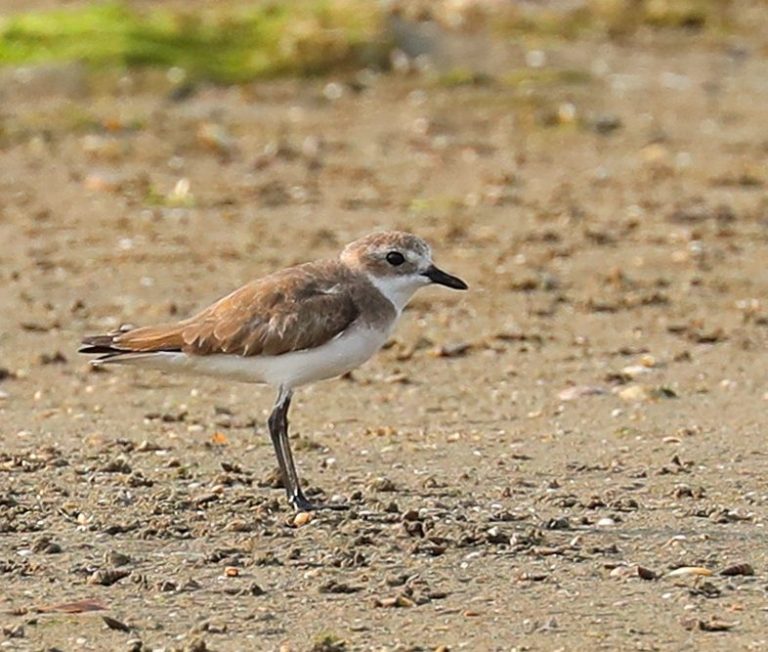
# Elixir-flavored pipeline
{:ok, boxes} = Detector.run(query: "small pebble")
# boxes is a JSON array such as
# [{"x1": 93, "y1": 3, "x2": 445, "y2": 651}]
[
  {"x1": 720, "y1": 563, "x2": 754, "y2": 577},
  {"x1": 557, "y1": 385, "x2": 607, "y2": 401},
  {"x1": 88, "y1": 569, "x2": 131, "y2": 586},
  {"x1": 617, "y1": 384, "x2": 651, "y2": 402},
  {"x1": 668, "y1": 566, "x2": 713, "y2": 577},
  {"x1": 293, "y1": 511, "x2": 313, "y2": 528},
  {"x1": 636, "y1": 566, "x2": 657, "y2": 580}
]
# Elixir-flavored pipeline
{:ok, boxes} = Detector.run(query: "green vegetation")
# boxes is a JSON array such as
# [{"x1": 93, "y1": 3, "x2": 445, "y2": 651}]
[
  {"x1": 0, "y1": 0, "x2": 745, "y2": 84},
  {"x1": 0, "y1": 1, "x2": 387, "y2": 83}
]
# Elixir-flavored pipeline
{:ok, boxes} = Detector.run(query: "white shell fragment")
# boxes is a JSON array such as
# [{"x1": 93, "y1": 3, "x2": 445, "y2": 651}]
[{"x1": 667, "y1": 566, "x2": 713, "y2": 578}]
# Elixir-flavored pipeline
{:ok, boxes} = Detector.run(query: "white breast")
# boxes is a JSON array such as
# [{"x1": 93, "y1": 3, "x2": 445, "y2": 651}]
[
  {"x1": 114, "y1": 323, "x2": 393, "y2": 389},
  {"x1": 366, "y1": 272, "x2": 430, "y2": 314}
]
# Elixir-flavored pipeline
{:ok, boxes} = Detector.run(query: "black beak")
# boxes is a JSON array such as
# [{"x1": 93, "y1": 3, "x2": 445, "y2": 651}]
[{"x1": 423, "y1": 264, "x2": 468, "y2": 290}]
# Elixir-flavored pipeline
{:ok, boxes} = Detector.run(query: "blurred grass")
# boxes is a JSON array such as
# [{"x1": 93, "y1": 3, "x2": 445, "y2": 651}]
[
  {"x1": 0, "y1": 1, "x2": 387, "y2": 83},
  {"x1": 0, "y1": 0, "x2": 748, "y2": 84},
  {"x1": 584, "y1": 0, "x2": 734, "y2": 35},
  {"x1": 490, "y1": 0, "x2": 736, "y2": 38},
  {"x1": 436, "y1": 67, "x2": 592, "y2": 88},
  {"x1": 400, "y1": 0, "x2": 738, "y2": 39}
]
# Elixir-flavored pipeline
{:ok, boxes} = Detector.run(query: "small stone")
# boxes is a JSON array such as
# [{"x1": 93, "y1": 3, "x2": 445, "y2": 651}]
[
  {"x1": 181, "y1": 579, "x2": 202, "y2": 592},
  {"x1": 402, "y1": 509, "x2": 420, "y2": 521},
  {"x1": 184, "y1": 637, "x2": 208, "y2": 652},
  {"x1": 135, "y1": 440, "x2": 163, "y2": 453},
  {"x1": 642, "y1": 143, "x2": 669, "y2": 163},
  {"x1": 639, "y1": 354, "x2": 657, "y2": 367},
  {"x1": 668, "y1": 566, "x2": 713, "y2": 577},
  {"x1": 258, "y1": 467, "x2": 284, "y2": 489},
  {"x1": 617, "y1": 384, "x2": 651, "y2": 402},
  {"x1": 681, "y1": 616, "x2": 737, "y2": 632},
  {"x1": 193, "y1": 492, "x2": 218, "y2": 506},
  {"x1": 609, "y1": 565, "x2": 633, "y2": 579},
  {"x1": 720, "y1": 563, "x2": 754, "y2": 577},
  {"x1": 318, "y1": 580, "x2": 362, "y2": 594},
  {"x1": 32, "y1": 537, "x2": 61, "y2": 554},
  {"x1": 486, "y1": 526, "x2": 509, "y2": 544},
  {"x1": 546, "y1": 516, "x2": 571, "y2": 530},
  {"x1": 102, "y1": 615, "x2": 131, "y2": 632},
  {"x1": 99, "y1": 458, "x2": 132, "y2": 474},
  {"x1": 591, "y1": 113, "x2": 623, "y2": 135},
  {"x1": 433, "y1": 342, "x2": 471, "y2": 358},
  {"x1": 620, "y1": 364, "x2": 651, "y2": 379},
  {"x1": 368, "y1": 477, "x2": 397, "y2": 492},
  {"x1": 87, "y1": 569, "x2": 131, "y2": 586},
  {"x1": 557, "y1": 385, "x2": 607, "y2": 401},
  {"x1": 105, "y1": 551, "x2": 132, "y2": 567},
  {"x1": 225, "y1": 519, "x2": 253, "y2": 532},
  {"x1": 323, "y1": 82, "x2": 344, "y2": 101},
  {"x1": 636, "y1": 566, "x2": 657, "y2": 580},
  {"x1": 248, "y1": 582, "x2": 266, "y2": 596},
  {"x1": 373, "y1": 594, "x2": 415, "y2": 608},
  {"x1": 2, "y1": 624, "x2": 24, "y2": 638},
  {"x1": 293, "y1": 511, "x2": 313, "y2": 528},
  {"x1": 166, "y1": 178, "x2": 194, "y2": 207}
]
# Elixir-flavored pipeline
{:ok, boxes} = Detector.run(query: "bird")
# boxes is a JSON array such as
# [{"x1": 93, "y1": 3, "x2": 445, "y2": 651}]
[{"x1": 79, "y1": 231, "x2": 468, "y2": 511}]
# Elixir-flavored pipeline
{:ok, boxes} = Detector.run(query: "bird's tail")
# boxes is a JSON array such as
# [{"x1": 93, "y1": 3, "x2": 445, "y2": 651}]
[{"x1": 79, "y1": 324, "x2": 186, "y2": 363}]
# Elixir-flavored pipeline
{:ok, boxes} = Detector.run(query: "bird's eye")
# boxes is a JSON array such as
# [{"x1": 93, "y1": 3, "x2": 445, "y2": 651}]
[{"x1": 386, "y1": 251, "x2": 405, "y2": 266}]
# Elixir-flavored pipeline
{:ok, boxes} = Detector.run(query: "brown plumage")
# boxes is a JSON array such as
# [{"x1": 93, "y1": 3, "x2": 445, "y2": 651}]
[{"x1": 80, "y1": 260, "x2": 394, "y2": 360}]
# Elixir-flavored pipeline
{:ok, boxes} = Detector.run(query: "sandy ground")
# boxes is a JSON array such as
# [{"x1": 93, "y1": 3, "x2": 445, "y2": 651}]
[{"x1": 2, "y1": 24, "x2": 768, "y2": 652}]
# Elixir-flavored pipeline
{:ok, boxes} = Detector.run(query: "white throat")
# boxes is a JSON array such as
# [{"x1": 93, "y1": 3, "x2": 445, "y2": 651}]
[{"x1": 367, "y1": 272, "x2": 429, "y2": 314}]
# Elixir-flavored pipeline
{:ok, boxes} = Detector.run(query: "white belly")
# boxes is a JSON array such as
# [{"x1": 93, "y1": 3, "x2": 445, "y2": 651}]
[{"x1": 110, "y1": 324, "x2": 392, "y2": 389}]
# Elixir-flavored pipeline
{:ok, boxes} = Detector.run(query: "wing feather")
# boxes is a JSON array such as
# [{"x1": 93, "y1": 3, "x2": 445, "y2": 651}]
[
  {"x1": 177, "y1": 262, "x2": 359, "y2": 357},
  {"x1": 81, "y1": 261, "x2": 359, "y2": 358},
  {"x1": 80, "y1": 261, "x2": 372, "y2": 360}
]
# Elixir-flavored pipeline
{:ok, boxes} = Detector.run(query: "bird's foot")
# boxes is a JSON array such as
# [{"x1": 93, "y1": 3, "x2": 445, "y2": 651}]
[{"x1": 290, "y1": 492, "x2": 349, "y2": 512}]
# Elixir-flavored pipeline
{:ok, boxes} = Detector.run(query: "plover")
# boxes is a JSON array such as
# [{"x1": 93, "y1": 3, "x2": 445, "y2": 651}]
[{"x1": 80, "y1": 231, "x2": 467, "y2": 511}]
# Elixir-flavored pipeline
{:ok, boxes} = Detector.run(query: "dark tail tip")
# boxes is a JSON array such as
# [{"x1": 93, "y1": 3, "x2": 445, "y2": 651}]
[{"x1": 79, "y1": 335, "x2": 123, "y2": 358}]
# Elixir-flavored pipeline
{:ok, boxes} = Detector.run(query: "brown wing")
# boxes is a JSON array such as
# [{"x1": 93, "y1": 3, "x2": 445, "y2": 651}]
[
  {"x1": 80, "y1": 328, "x2": 184, "y2": 354},
  {"x1": 96, "y1": 261, "x2": 360, "y2": 357}
]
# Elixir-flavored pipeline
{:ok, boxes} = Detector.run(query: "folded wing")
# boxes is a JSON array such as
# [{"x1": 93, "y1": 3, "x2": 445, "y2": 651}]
[{"x1": 80, "y1": 262, "x2": 360, "y2": 359}]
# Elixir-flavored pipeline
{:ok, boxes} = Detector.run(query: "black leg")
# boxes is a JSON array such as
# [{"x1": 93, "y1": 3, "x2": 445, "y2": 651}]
[
  {"x1": 267, "y1": 387, "x2": 296, "y2": 502},
  {"x1": 267, "y1": 387, "x2": 347, "y2": 512}
]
